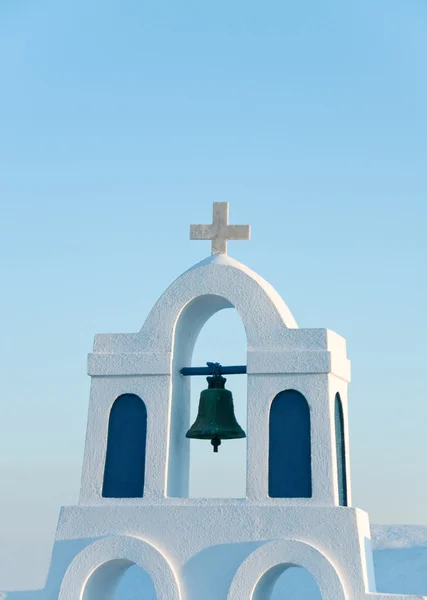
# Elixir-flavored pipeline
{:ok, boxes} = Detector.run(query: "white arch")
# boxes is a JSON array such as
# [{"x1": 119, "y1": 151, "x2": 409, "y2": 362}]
[
  {"x1": 138, "y1": 254, "x2": 298, "y2": 365},
  {"x1": 150, "y1": 254, "x2": 296, "y2": 497},
  {"x1": 227, "y1": 539, "x2": 347, "y2": 600},
  {"x1": 58, "y1": 535, "x2": 181, "y2": 600}
]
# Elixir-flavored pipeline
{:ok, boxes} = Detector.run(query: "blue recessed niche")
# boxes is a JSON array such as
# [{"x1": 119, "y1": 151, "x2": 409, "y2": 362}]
[
  {"x1": 334, "y1": 393, "x2": 348, "y2": 506},
  {"x1": 102, "y1": 394, "x2": 147, "y2": 498},
  {"x1": 268, "y1": 390, "x2": 312, "y2": 498}
]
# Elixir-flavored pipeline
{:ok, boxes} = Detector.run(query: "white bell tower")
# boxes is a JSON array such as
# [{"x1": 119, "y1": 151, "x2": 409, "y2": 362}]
[{"x1": 1, "y1": 203, "x2": 424, "y2": 600}]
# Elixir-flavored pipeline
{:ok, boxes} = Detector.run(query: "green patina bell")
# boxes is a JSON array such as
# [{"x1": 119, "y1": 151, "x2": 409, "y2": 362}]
[{"x1": 186, "y1": 373, "x2": 246, "y2": 452}]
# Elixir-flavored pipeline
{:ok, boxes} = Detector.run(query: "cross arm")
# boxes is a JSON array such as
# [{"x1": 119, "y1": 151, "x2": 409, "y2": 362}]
[
  {"x1": 225, "y1": 225, "x2": 251, "y2": 240},
  {"x1": 190, "y1": 224, "x2": 215, "y2": 240}
]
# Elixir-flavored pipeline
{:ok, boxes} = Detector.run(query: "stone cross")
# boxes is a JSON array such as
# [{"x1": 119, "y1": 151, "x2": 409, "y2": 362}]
[{"x1": 190, "y1": 202, "x2": 251, "y2": 254}]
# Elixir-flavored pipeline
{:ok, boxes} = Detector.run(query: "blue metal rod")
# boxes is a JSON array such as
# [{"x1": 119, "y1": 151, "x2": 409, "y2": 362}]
[{"x1": 180, "y1": 365, "x2": 247, "y2": 376}]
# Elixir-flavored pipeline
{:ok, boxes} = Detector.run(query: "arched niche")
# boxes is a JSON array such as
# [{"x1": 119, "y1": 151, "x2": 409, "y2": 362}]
[
  {"x1": 257, "y1": 565, "x2": 322, "y2": 599},
  {"x1": 102, "y1": 394, "x2": 147, "y2": 498},
  {"x1": 268, "y1": 390, "x2": 312, "y2": 498},
  {"x1": 59, "y1": 535, "x2": 181, "y2": 600},
  {"x1": 83, "y1": 560, "x2": 156, "y2": 600},
  {"x1": 334, "y1": 393, "x2": 348, "y2": 506},
  {"x1": 227, "y1": 539, "x2": 346, "y2": 600}
]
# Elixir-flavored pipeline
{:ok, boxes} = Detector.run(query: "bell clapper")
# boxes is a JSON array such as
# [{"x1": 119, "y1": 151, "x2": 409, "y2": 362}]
[{"x1": 211, "y1": 436, "x2": 221, "y2": 453}]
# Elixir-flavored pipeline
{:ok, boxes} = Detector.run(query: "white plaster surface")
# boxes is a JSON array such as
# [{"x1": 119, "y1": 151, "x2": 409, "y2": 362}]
[
  {"x1": 0, "y1": 506, "x2": 378, "y2": 599},
  {"x1": 2, "y1": 248, "x2": 424, "y2": 599},
  {"x1": 4, "y1": 526, "x2": 427, "y2": 598},
  {"x1": 58, "y1": 535, "x2": 180, "y2": 600}
]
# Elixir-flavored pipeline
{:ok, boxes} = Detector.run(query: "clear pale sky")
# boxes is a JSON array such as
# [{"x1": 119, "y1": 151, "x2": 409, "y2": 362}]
[{"x1": 1, "y1": 0, "x2": 426, "y2": 590}]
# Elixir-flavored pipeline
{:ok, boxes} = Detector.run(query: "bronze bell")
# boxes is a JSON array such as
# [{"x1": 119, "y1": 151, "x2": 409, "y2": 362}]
[{"x1": 186, "y1": 373, "x2": 246, "y2": 452}]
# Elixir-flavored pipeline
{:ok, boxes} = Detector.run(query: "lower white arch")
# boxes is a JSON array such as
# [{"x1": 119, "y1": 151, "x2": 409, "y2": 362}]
[
  {"x1": 227, "y1": 539, "x2": 347, "y2": 600},
  {"x1": 58, "y1": 535, "x2": 181, "y2": 600}
]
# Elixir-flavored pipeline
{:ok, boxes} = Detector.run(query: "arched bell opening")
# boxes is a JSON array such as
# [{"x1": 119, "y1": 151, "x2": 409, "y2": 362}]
[
  {"x1": 102, "y1": 394, "x2": 147, "y2": 498},
  {"x1": 335, "y1": 393, "x2": 348, "y2": 506},
  {"x1": 268, "y1": 390, "x2": 312, "y2": 498},
  {"x1": 189, "y1": 309, "x2": 247, "y2": 498},
  {"x1": 82, "y1": 559, "x2": 156, "y2": 600},
  {"x1": 253, "y1": 564, "x2": 322, "y2": 600},
  {"x1": 167, "y1": 294, "x2": 248, "y2": 498}
]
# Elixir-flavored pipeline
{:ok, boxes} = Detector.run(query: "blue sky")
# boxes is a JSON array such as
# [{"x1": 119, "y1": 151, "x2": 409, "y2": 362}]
[{"x1": 0, "y1": 0, "x2": 426, "y2": 590}]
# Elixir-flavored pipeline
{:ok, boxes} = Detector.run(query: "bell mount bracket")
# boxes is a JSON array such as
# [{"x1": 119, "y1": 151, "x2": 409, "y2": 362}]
[{"x1": 180, "y1": 363, "x2": 247, "y2": 376}]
